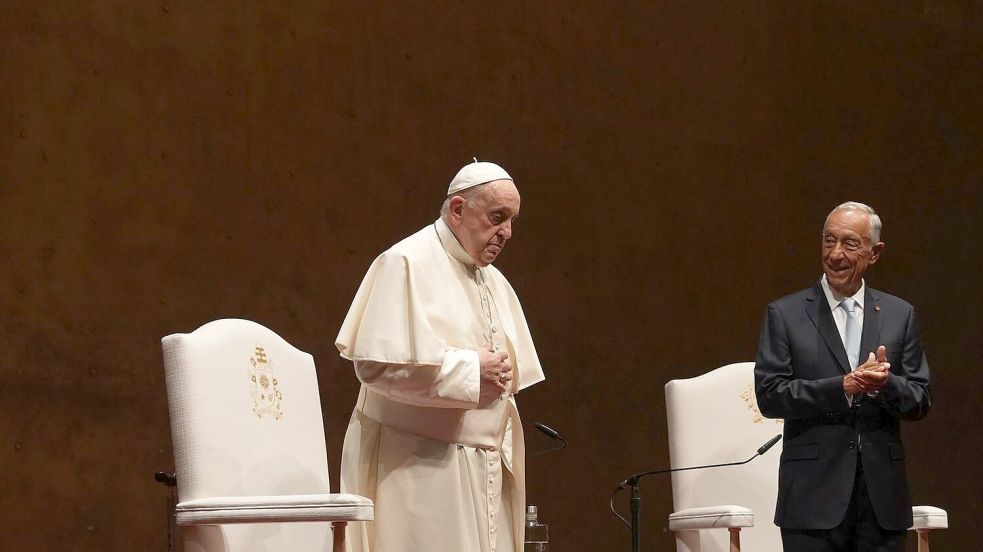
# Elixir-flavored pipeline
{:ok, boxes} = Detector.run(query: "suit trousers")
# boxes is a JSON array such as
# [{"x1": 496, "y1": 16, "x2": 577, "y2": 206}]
[{"x1": 780, "y1": 459, "x2": 906, "y2": 552}]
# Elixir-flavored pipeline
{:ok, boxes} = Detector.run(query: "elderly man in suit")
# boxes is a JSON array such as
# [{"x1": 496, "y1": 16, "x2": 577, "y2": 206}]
[{"x1": 755, "y1": 201, "x2": 931, "y2": 551}]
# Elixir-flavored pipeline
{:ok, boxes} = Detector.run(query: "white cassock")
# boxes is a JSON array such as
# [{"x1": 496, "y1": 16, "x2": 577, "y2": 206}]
[{"x1": 336, "y1": 217, "x2": 546, "y2": 552}]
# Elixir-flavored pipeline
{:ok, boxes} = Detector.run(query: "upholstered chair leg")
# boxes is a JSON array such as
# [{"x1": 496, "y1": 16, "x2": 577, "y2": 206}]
[
  {"x1": 332, "y1": 521, "x2": 347, "y2": 552},
  {"x1": 916, "y1": 528, "x2": 930, "y2": 552},
  {"x1": 728, "y1": 527, "x2": 741, "y2": 552}
]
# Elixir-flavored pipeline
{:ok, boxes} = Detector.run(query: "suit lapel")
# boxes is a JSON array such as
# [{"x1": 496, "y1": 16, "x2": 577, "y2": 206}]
[
  {"x1": 804, "y1": 284, "x2": 851, "y2": 373},
  {"x1": 860, "y1": 286, "x2": 882, "y2": 363}
]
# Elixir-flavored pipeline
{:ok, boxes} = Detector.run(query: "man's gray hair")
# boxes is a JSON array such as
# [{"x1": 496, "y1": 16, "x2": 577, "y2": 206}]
[
  {"x1": 439, "y1": 183, "x2": 487, "y2": 220},
  {"x1": 825, "y1": 201, "x2": 882, "y2": 243}
]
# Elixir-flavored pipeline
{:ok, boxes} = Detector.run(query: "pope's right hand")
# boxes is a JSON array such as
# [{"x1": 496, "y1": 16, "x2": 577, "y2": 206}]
[{"x1": 478, "y1": 344, "x2": 511, "y2": 395}]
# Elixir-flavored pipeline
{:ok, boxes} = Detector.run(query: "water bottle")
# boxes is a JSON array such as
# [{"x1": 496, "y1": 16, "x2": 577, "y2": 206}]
[{"x1": 524, "y1": 505, "x2": 548, "y2": 552}]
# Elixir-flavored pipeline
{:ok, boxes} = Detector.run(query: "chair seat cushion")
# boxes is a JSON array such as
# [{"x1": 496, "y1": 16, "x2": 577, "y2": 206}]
[
  {"x1": 909, "y1": 505, "x2": 948, "y2": 530},
  {"x1": 176, "y1": 493, "x2": 374, "y2": 525},
  {"x1": 668, "y1": 505, "x2": 754, "y2": 531}
]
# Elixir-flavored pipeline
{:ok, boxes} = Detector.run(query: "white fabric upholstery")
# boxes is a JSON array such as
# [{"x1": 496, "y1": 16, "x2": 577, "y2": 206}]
[
  {"x1": 668, "y1": 505, "x2": 754, "y2": 531},
  {"x1": 175, "y1": 493, "x2": 373, "y2": 524},
  {"x1": 910, "y1": 505, "x2": 948, "y2": 530},
  {"x1": 666, "y1": 362, "x2": 782, "y2": 551},
  {"x1": 162, "y1": 319, "x2": 373, "y2": 551}
]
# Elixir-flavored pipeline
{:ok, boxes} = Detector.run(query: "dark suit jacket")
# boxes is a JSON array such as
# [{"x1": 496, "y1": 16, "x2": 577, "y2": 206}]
[{"x1": 754, "y1": 283, "x2": 931, "y2": 531}]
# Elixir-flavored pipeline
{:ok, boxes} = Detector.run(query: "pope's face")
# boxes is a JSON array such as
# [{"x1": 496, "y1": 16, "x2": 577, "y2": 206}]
[
  {"x1": 821, "y1": 209, "x2": 884, "y2": 297},
  {"x1": 452, "y1": 180, "x2": 520, "y2": 267}
]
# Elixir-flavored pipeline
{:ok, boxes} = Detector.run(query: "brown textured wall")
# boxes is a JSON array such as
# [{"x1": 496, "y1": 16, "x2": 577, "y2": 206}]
[{"x1": 2, "y1": 2, "x2": 980, "y2": 550}]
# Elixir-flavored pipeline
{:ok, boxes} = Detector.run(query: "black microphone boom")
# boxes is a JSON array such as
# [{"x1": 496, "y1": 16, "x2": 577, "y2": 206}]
[
  {"x1": 612, "y1": 433, "x2": 783, "y2": 552},
  {"x1": 619, "y1": 433, "x2": 782, "y2": 488}
]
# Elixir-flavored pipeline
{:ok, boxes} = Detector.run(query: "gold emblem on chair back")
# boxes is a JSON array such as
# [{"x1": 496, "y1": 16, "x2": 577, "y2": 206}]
[
  {"x1": 740, "y1": 382, "x2": 782, "y2": 425},
  {"x1": 249, "y1": 346, "x2": 283, "y2": 420}
]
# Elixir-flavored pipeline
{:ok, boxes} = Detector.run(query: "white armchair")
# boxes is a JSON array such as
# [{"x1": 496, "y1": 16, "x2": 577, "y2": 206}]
[
  {"x1": 665, "y1": 362, "x2": 781, "y2": 552},
  {"x1": 665, "y1": 362, "x2": 947, "y2": 552},
  {"x1": 161, "y1": 319, "x2": 373, "y2": 552}
]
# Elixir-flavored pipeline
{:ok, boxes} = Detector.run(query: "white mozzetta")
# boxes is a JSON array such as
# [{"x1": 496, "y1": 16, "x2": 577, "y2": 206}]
[{"x1": 336, "y1": 219, "x2": 544, "y2": 388}]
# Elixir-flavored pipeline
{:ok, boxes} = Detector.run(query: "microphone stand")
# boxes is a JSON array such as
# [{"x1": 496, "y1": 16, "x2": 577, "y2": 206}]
[
  {"x1": 154, "y1": 472, "x2": 178, "y2": 552},
  {"x1": 615, "y1": 434, "x2": 782, "y2": 552},
  {"x1": 528, "y1": 440, "x2": 567, "y2": 457}
]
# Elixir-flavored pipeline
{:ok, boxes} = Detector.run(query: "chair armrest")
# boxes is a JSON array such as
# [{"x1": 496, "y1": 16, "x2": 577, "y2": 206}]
[
  {"x1": 176, "y1": 493, "x2": 374, "y2": 526},
  {"x1": 909, "y1": 505, "x2": 948, "y2": 530},
  {"x1": 668, "y1": 505, "x2": 754, "y2": 531}
]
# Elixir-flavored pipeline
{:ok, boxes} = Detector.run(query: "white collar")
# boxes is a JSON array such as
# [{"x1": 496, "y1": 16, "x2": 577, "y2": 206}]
[
  {"x1": 820, "y1": 274, "x2": 865, "y2": 310},
  {"x1": 434, "y1": 218, "x2": 477, "y2": 267}
]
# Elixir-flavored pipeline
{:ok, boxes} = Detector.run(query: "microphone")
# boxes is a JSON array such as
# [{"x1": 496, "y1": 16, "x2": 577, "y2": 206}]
[
  {"x1": 534, "y1": 422, "x2": 564, "y2": 441},
  {"x1": 617, "y1": 433, "x2": 782, "y2": 489},
  {"x1": 529, "y1": 421, "x2": 568, "y2": 457},
  {"x1": 757, "y1": 433, "x2": 782, "y2": 455},
  {"x1": 154, "y1": 471, "x2": 177, "y2": 487}
]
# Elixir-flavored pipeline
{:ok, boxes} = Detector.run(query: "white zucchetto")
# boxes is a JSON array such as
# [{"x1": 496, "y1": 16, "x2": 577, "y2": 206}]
[{"x1": 447, "y1": 160, "x2": 513, "y2": 195}]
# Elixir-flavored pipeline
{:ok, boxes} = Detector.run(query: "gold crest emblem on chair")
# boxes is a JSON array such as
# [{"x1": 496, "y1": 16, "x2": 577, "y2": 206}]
[{"x1": 249, "y1": 346, "x2": 283, "y2": 420}]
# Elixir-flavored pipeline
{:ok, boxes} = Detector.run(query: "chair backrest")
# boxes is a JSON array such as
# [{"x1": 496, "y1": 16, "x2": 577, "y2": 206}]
[
  {"x1": 162, "y1": 319, "x2": 333, "y2": 550},
  {"x1": 665, "y1": 362, "x2": 784, "y2": 552}
]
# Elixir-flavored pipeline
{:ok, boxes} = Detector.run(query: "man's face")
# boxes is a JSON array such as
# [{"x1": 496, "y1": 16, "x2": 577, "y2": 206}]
[
  {"x1": 821, "y1": 209, "x2": 884, "y2": 296},
  {"x1": 450, "y1": 180, "x2": 520, "y2": 267}
]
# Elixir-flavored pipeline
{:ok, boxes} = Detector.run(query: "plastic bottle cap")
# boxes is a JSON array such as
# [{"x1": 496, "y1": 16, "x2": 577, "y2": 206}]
[{"x1": 526, "y1": 505, "x2": 538, "y2": 521}]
